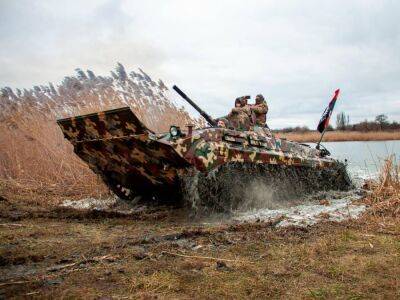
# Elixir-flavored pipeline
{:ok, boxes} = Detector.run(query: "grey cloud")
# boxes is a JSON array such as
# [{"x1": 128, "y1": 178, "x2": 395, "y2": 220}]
[{"x1": 1, "y1": 0, "x2": 399, "y2": 128}]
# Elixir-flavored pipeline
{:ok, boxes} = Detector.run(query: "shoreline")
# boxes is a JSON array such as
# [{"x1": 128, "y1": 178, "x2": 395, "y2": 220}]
[{"x1": 275, "y1": 130, "x2": 400, "y2": 143}]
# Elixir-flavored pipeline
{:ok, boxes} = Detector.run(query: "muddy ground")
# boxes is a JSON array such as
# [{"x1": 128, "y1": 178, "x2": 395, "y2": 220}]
[{"x1": 0, "y1": 191, "x2": 399, "y2": 299}]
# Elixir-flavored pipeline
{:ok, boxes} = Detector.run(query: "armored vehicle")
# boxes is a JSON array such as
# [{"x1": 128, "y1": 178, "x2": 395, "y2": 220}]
[{"x1": 57, "y1": 86, "x2": 351, "y2": 211}]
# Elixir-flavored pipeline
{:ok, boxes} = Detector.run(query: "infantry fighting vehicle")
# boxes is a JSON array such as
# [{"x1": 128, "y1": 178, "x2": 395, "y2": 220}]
[{"x1": 57, "y1": 86, "x2": 352, "y2": 211}]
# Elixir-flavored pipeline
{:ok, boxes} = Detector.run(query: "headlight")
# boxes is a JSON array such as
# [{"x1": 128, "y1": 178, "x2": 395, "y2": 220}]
[{"x1": 170, "y1": 126, "x2": 180, "y2": 137}]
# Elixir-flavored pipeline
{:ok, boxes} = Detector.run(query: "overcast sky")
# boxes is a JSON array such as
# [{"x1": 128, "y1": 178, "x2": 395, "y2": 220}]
[{"x1": 1, "y1": 0, "x2": 399, "y2": 128}]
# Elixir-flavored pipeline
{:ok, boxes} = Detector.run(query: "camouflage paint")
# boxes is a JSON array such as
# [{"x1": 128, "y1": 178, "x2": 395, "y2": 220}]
[
  {"x1": 169, "y1": 127, "x2": 336, "y2": 173},
  {"x1": 57, "y1": 107, "x2": 341, "y2": 200}
]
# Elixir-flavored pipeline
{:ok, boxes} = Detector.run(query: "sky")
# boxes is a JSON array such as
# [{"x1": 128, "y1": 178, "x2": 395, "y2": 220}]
[{"x1": 1, "y1": 0, "x2": 400, "y2": 128}]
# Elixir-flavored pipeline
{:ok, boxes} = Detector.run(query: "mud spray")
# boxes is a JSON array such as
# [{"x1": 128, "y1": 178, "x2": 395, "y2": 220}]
[
  {"x1": 62, "y1": 162, "x2": 364, "y2": 227},
  {"x1": 180, "y1": 162, "x2": 353, "y2": 213},
  {"x1": 177, "y1": 161, "x2": 366, "y2": 225}
]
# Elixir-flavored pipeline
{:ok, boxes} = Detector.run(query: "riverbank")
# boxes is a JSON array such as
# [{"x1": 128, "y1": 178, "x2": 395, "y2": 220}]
[{"x1": 276, "y1": 130, "x2": 400, "y2": 143}]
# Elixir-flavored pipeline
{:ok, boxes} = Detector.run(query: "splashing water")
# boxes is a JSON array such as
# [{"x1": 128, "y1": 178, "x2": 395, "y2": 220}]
[
  {"x1": 231, "y1": 187, "x2": 366, "y2": 226},
  {"x1": 228, "y1": 141, "x2": 400, "y2": 225}
]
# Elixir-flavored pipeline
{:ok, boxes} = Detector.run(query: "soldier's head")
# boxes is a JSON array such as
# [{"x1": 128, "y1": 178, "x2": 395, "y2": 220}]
[
  {"x1": 235, "y1": 98, "x2": 243, "y2": 107},
  {"x1": 217, "y1": 118, "x2": 228, "y2": 128},
  {"x1": 255, "y1": 94, "x2": 265, "y2": 105},
  {"x1": 235, "y1": 96, "x2": 249, "y2": 107}
]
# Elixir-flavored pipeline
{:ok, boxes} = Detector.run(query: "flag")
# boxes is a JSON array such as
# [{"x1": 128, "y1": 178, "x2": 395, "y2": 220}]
[{"x1": 317, "y1": 89, "x2": 340, "y2": 133}]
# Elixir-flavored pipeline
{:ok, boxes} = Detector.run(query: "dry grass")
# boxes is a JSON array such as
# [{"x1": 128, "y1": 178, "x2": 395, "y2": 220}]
[
  {"x1": 278, "y1": 130, "x2": 400, "y2": 143},
  {"x1": 0, "y1": 102, "x2": 197, "y2": 201},
  {"x1": 0, "y1": 109, "x2": 109, "y2": 201},
  {"x1": 0, "y1": 157, "x2": 399, "y2": 298},
  {"x1": 0, "y1": 68, "x2": 201, "y2": 202},
  {"x1": 363, "y1": 155, "x2": 400, "y2": 218}
]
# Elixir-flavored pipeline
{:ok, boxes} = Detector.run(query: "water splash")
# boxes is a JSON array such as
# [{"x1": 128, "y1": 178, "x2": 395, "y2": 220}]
[{"x1": 234, "y1": 195, "x2": 366, "y2": 227}]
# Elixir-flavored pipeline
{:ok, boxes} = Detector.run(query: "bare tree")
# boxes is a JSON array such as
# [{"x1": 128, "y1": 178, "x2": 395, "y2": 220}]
[
  {"x1": 375, "y1": 114, "x2": 388, "y2": 125},
  {"x1": 336, "y1": 112, "x2": 350, "y2": 130}
]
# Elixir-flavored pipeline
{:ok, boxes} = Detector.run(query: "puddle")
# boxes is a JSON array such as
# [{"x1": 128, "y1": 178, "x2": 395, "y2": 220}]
[
  {"x1": 61, "y1": 189, "x2": 367, "y2": 228},
  {"x1": 61, "y1": 197, "x2": 118, "y2": 210},
  {"x1": 60, "y1": 197, "x2": 150, "y2": 215},
  {"x1": 233, "y1": 195, "x2": 366, "y2": 227},
  {"x1": 227, "y1": 164, "x2": 371, "y2": 227}
]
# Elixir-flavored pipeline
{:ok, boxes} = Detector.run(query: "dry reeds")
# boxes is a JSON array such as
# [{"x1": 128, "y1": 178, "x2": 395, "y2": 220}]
[
  {"x1": 278, "y1": 130, "x2": 400, "y2": 143},
  {"x1": 0, "y1": 110, "x2": 109, "y2": 201},
  {"x1": 0, "y1": 65, "x2": 200, "y2": 203},
  {"x1": 364, "y1": 155, "x2": 400, "y2": 217}
]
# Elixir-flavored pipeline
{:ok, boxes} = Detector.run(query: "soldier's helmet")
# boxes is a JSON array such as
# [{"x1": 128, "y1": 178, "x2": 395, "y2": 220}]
[{"x1": 255, "y1": 94, "x2": 265, "y2": 104}]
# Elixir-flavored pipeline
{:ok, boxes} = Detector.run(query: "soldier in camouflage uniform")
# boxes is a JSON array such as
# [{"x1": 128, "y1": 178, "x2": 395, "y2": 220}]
[
  {"x1": 251, "y1": 94, "x2": 268, "y2": 127},
  {"x1": 217, "y1": 117, "x2": 229, "y2": 128},
  {"x1": 227, "y1": 97, "x2": 252, "y2": 131}
]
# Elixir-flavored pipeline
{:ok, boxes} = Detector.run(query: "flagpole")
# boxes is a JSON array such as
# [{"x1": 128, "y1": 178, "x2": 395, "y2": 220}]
[
  {"x1": 316, "y1": 89, "x2": 340, "y2": 150},
  {"x1": 316, "y1": 129, "x2": 326, "y2": 149}
]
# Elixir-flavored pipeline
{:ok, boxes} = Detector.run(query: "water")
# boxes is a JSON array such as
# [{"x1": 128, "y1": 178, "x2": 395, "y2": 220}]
[
  {"x1": 235, "y1": 195, "x2": 366, "y2": 227},
  {"x1": 235, "y1": 140, "x2": 400, "y2": 226},
  {"x1": 322, "y1": 140, "x2": 400, "y2": 183}
]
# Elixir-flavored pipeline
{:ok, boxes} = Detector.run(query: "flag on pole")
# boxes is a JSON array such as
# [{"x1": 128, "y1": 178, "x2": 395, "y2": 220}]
[{"x1": 317, "y1": 89, "x2": 340, "y2": 133}]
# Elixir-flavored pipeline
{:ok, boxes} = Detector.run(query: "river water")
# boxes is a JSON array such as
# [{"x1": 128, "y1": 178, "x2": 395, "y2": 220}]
[
  {"x1": 322, "y1": 140, "x2": 400, "y2": 183},
  {"x1": 234, "y1": 140, "x2": 400, "y2": 225}
]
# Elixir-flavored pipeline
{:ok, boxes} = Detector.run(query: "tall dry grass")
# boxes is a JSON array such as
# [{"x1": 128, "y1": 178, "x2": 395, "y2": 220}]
[
  {"x1": 364, "y1": 155, "x2": 399, "y2": 217},
  {"x1": 0, "y1": 108, "x2": 109, "y2": 200},
  {"x1": 278, "y1": 130, "x2": 400, "y2": 143},
  {"x1": 0, "y1": 65, "x2": 200, "y2": 202}
]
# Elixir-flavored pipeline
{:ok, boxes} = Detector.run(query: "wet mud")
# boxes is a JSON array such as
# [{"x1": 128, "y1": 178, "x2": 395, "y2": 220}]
[
  {"x1": 55, "y1": 160, "x2": 366, "y2": 228},
  {"x1": 181, "y1": 162, "x2": 353, "y2": 213}
]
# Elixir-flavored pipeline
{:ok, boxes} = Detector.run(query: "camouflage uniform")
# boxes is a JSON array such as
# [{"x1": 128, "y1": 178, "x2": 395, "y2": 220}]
[
  {"x1": 227, "y1": 97, "x2": 252, "y2": 131},
  {"x1": 251, "y1": 94, "x2": 268, "y2": 127}
]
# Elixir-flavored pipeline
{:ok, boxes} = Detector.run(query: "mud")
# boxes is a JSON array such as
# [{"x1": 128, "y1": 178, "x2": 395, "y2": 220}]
[
  {"x1": 58, "y1": 159, "x2": 364, "y2": 227},
  {"x1": 61, "y1": 191, "x2": 365, "y2": 228},
  {"x1": 181, "y1": 162, "x2": 352, "y2": 213}
]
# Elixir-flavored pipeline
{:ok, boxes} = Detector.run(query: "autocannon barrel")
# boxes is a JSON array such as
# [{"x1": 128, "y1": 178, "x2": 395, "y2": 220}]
[{"x1": 173, "y1": 85, "x2": 217, "y2": 127}]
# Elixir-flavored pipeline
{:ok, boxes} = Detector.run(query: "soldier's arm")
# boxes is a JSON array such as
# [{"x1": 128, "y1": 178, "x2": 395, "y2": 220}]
[
  {"x1": 231, "y1": 107, "x2": 248, "y2": 113},
  {"x1": 251, "y1": 102, "x2": 268, "y2": 114}
]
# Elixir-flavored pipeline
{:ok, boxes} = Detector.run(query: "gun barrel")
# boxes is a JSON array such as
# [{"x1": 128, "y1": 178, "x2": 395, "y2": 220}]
[{"x1": 173, "y1": 85, "x2": 217, "y2": 127}]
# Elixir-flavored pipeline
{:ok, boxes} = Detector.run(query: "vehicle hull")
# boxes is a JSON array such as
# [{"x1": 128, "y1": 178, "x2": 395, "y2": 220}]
[{"x1": 57, "y1": 107, "x2": 351, "y2": 203}]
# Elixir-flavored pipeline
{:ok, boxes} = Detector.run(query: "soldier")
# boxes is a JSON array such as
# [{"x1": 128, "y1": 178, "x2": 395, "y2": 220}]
[
  {"x1": 217, "y1": 117, "x2": 229, "y2": 128},
  {"x1": 227, "y1": 96, "x2": 252, "y2": 131},
  {"x1": 251, "y1": 94, "x2": 268, "y2": 127}
]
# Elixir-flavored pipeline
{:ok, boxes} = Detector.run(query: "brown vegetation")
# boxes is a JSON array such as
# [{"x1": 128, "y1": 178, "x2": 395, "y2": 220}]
[
  {"x1": 0, "y1": 158, "x2": 399, "y2": 298},
  {"x1": 0, "y1": 64, "x2": 200, "y2": 199},
  {"x1": 363, "y1": 155, "x2": 400, "y2": 217},
  {"x1": 0, "y1": 110, "x2": 109, "y2": 200},
  {"x1": 278, "y1": 130, "x2": 400, "y2": 143}
]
